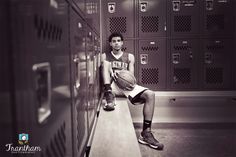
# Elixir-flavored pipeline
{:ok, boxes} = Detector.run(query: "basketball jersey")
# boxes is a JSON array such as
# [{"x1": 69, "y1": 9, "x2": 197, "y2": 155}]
[{"x1": 105, "y1": 52, "x2": 130, "y2": 72}]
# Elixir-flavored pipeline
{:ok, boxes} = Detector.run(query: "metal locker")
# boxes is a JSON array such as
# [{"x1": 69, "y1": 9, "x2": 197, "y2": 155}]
[
  {"x1": 0, "y1": 1, "x2": 15, "y2": 157},
  {"x1": 202, "y1": 0, "x2": 234, "y2": 37},
  {"x1": 102, "y1": 0, "x2": 134, "y2": 38},
  {"x1": 70, "y1": 7, "x2": 89, "y2": 157},
  {"x1": 86, "y1": 29, "x2": 97, "y2": 135},
  {"x1": 138, "y1": 39, "x2": 167, "y2": 90},
  {"x1": 7, "y1": 1, "x2": 73, "y2": 157},
  {"x1": 169, "y1": 39, "x2": 200, "y2": 90},
  {"x1": 85, "y1": 0, "x2": 100, "y2": 34},
  {"x1": 169, "y1": 0, "x2": 200, "y2": 37},
  {"x1": 203, "y1": 39, "x2": 233, "y2": 89},
  {"x1": 138, "y1": 0, "x2": 167, "y2": 37},
  {"x1": 93, "y1": 35, "x2": 101, "y2": 109},
  {"x1": 71, "y1": 0, "x2": 85, "y2": 14}
]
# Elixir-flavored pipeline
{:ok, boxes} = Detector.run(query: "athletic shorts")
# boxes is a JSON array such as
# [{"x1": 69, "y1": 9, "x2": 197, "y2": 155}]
[{"x1": 111, "y1": 82, "x2": 148, "y2": 104}]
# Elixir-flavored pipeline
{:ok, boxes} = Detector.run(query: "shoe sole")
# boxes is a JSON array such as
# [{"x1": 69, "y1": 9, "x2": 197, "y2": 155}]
[
  {"x1": 103, "y1": 104, "x2": 115, "y2": 111},
  {"x1": 103, "y1": 106, "x2": 115, "y2": 111},
  {"x1": 138, "y1": 137, "x2": 163, "y2": 150}
]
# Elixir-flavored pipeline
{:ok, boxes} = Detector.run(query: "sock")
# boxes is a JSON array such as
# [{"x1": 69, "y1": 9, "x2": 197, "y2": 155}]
[
  {"x1": 143, "y1": 120, "x2": 152, "y2": 131},
  {"x1": 104, "y1": 84, "x2": 114, "y2": 103},
  {"x1": 104, "y1": 84, "x2": 112, "y2": 92}
]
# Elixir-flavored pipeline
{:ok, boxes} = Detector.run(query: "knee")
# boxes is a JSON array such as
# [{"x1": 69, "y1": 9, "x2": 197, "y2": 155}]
[
  {"x1": 102, "y1": 61, "x2": 112, "y2": 74},
  {"x1": 142, "y1": 90, "x2": 155, "y2": 101}
]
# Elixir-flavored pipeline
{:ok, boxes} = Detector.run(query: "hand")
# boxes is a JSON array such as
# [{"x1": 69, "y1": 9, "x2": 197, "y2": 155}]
[{"x1": 111, "y1": 71, "x2": 118, "y2": 81}]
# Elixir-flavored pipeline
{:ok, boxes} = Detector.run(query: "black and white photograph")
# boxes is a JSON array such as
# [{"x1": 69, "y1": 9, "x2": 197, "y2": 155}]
[{"x1": 1, "y1": 0, "x2": 236, "y2": 157}]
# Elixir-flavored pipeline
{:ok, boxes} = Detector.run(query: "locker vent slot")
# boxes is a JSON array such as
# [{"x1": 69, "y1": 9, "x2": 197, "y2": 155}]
[
  {"x1": 141, "y1": 16, "x2": 159, "y2": 32},
  {"x1": 141, "y1": 68, "x2": 159, "y2": 84},
  {"x1": 206, "y1": 67, "x2": 223, "y2": 84},
  {"x1": 141, "y1": 46, "x2": 159, "y2": 51},
  {"x1": 206, "y1": 14, "x2": 224, "y2": 31},
  {"x1": 40, "y1": 122, "x2": 66, "y2": 157},
  {"x1": 109, "y1": 17, "x2": 127, "y2": 33},
  {"x1": 34, "y1": 14, "x2": 63, "y2": 41},
  {"x1": 121, "y1": 47, "x2": 127, "y2": 52},
  {"x1": 174, "y1": 45, "x2": 191, "y2": 51},
  {"x1": 173, "y1": 68, "x2": 191, "y2": 84},
  {"x1": 206, "y1": 45, "x2": 224, "y2": 51},
  {"x1": 174, "y1": 15, "x2": 191, "y2": 32}
]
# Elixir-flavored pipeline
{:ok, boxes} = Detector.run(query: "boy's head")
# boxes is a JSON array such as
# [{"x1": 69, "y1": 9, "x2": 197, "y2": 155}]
[
  {"x1": 108, "y1": 32, "x2": 124, "y2": 42},
  {"x1": 108, "y1": 32, "x2": 124, "y2": 51}
]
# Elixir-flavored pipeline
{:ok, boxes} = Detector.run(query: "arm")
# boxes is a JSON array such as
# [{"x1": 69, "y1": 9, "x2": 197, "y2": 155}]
[
  {"x1": 101, "y1": 53, "x2": 115, "y2": 82},
  {"x1": 101, "y1": 53, "x2": 106, "y2": 64},
  {"x1": 128, "y1": 53, "x2": 135, "y2": 75}
]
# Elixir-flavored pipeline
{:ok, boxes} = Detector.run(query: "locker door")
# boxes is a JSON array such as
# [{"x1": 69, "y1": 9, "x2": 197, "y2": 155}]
[
  {"x1": 138, "y1": 0, "x2": 166, "y2": 37},
  {"x1": 94, "y1": 35, "x2": 101, "y2": 110},
  {"x1": 169, "y1": 0, "x2": 200, "y2": 37},
  {"x1": 70, "y1": 7, "x2": 89, "y2": 157},
  {"x1": 0, "y1": 1, "x2": 14, "y2": 157},
  {"x1": 138, "y1": 39, "x2": 167, "y2": 90},
  {"x1": 72, "y1": 0, "x2": 85, "y2": 14},
  {"x1": 85, "y1": 0, "x2": 100, "y2": 33},
  {"x1": 102, "y1": 0, "x2": 134, "y2": 38},
  {"x1": 203, "y1": 39, "x2": 233, "y2": 89},
  {"x1": 203, "y1": 0, "x2": 234, "y2": 37},
  {"x1": 8, "y1": 1, "x2": 73, "y2": 157},
  {"x1": 86, "y1": 29, "x2": 97, "y2": 135},
  {"x1": 170, "y1": 39, "x2": 200, "y2": 90}
]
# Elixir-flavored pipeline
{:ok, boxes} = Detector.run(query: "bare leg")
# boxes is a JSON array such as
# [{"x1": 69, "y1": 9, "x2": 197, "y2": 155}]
[
  {"x1": 102, "y1": 60, "x2": 115, "y2": 111},
  {"x1": 138, "y1": 90, "x2": 164, "y2": 150},
  {"x1": 102, "y1": 60, "x2": 112, "y2": 84},
  {"x1": 140, "y1": 90, "x2": 155, "y2": 121}
]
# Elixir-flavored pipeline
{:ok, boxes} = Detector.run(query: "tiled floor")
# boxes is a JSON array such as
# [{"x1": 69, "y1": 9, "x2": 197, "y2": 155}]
[{"x1": 135, "y1": 128, "x2": 236, "y2": 157}]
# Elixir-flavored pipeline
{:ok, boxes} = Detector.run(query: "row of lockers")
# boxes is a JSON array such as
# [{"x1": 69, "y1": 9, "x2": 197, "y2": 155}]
[
  {"x1": 117, "y1": 38, "x2": 235, "y2": 90},
  {"x1": 101, "y1": 0, "x2": 235, "y2": 91},
  {"x1": 102, "y1": 0, "x2": 235, "y2": 38},
  {"x1": 0, "y1": 0, "x2": 101, "y2": 157}
]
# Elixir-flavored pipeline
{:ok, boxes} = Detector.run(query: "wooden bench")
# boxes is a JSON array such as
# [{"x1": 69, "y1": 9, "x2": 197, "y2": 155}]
[{"x1": 89, "y1": 98, "x2": 142, "y2": 157}]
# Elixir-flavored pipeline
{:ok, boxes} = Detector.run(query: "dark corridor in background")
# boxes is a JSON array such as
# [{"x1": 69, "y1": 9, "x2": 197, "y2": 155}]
[{"x1": 0, "y1": 0, "x2": 236, "y2": 157}]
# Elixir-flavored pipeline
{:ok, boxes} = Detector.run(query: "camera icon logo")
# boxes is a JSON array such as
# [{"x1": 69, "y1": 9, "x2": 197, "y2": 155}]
[{"x1": 18, "y1": 133, "x2": 29, "y2": 145}]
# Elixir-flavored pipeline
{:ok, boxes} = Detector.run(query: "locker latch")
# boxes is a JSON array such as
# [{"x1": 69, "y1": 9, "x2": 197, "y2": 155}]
[
  {"x1": 73, "y1": 55, "x2": 80, "y2": 90},
  {"x1": 32, "y1": 62, "x2": 52, "y2": 124},
  {"x1": 140, "y1": 2, "x2": 148, "y2": 12},
  {"x1": 172, "y1": 53, "x2": 180, "y2": 64},
  {"x1": 206, "y1": 0, "x2": 213, "y2": 11},
  {"x1": 172, "y1": 0, "x2": 181, "y2": 11},
  {"x1": 140, "y1": 54, "x2": 148, "y2": 64},
  {"x1": 108, "y1": 2, "x2": 116, "y2": 13},
  {"x1": 205, "y1": 53, "x2": 213, "y2": 64}
]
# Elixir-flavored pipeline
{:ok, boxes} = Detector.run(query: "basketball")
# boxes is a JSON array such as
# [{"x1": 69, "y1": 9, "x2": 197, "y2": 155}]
[{"x1": 115, "y1": 70, "x2": 137, "y2": 91}]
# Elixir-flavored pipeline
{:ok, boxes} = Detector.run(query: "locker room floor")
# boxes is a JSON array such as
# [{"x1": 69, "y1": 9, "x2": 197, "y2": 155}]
[{"x1": 135, "y1": 127, "x2": 236, "y2": 157}]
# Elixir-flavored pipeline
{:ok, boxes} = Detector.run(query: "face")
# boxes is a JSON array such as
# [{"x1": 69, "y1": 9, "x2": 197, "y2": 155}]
[{"x1": 110, "y1": 37, "x2": 123, "y2": 51}]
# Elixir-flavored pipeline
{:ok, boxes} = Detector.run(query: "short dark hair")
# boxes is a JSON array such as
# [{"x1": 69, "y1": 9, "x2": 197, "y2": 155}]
[{"x1": 108, "y1": 32, "x2": 124, "y2": 42}]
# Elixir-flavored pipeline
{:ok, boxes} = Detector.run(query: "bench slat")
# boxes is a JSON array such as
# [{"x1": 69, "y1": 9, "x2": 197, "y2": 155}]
[{"x1": 90, "y1": 98, "x2": 142, "y2": 157}]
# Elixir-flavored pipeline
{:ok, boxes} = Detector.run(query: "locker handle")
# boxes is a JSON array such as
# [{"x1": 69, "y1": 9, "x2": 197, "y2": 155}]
[
  {"x1": 205, "y1": 53, "x2": 213, "y2": 64},
  {"x1": 32, "y1": 62, "x2": 52, "y2": 124},
  {"x1": 73, "y1": 56, "x2": 80, "y2": 90}
]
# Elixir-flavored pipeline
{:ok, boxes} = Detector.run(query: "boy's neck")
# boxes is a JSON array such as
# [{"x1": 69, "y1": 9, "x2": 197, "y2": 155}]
[
  {"x1": 111, "y1": 50, "x2": 123, "y2": 59},
  {"x1": 112, "y1": 49, "x2": 123, "y2": 55}
]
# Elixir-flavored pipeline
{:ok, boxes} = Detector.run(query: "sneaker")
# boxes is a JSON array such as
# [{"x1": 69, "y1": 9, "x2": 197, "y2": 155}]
[
  {"x1": 103, "y1": 102, "x2": 115, "y2": 111},
  {"x1": 103, "y1": 91, "x2": 115, "y2": 111},
  {"x1": 138, "y1": 130, "x2": 164, "y2": 150}
]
